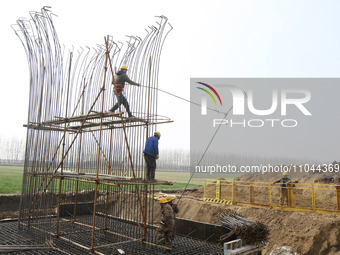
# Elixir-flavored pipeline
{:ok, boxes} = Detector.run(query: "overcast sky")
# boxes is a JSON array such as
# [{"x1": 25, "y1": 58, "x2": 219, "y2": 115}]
[{"x1": 1, "y1": 0, "x2": 340, "y2": 154}]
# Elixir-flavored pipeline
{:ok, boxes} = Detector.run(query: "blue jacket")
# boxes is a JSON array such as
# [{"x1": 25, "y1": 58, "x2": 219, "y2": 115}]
[{"x1": 144, "y1": 136, "x2": 159, "y2": 157}]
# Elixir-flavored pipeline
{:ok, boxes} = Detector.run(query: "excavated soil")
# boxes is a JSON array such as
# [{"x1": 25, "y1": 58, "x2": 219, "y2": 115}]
[
  {"x1": 157, "y1": 195, "x2": 340, "y2": 255},
  {"x1": 157, "y1": 176, "x2": 340, "y2": 255}
]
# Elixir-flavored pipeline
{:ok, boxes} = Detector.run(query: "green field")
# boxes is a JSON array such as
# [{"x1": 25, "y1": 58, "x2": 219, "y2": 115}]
[
  {"x1": 0, "y1": 166, "x2": 24, "y2": 193},
  {"x1": 0, "y1": 166, "x2": 204, "y2": 194}
]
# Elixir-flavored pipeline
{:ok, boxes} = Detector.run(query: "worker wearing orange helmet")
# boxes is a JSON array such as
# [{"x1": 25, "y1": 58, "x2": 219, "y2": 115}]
[
  {"x1": 166, "y1": 196, "x2": 179, "y2": 215},
  {"x1": 166, "y1": 196, "x2": 179, "y2": 242},
  {"x1": 108, "y1": 65, "x2": 140, "y2": 118},
  {"x1": 143, "y1": 132, "x2": 161, "y2": 181},
  {"x1": 156, "y1": 197, "x2": 175, "y2": 248},
  {"x1": 272, "y1": 172, "x2": 291, "y2": 206}
]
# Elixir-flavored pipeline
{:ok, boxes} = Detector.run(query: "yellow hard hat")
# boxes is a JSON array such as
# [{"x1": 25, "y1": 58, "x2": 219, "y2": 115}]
[
  {"x1": 154, "y1": 132, "x2": 161, "y2": 138},
  {"x1": 166, "y1": 196, "x2": 173, "y2": 202},
  {"x1": 283, "y1": 172, "x2": 288, "y2": 176},
  {"x1": 120, "y1": 65, "x2": 128, "y2": 70},
  {"x1": 159, "y1": 197, "x2": 167, "y2": 204}
]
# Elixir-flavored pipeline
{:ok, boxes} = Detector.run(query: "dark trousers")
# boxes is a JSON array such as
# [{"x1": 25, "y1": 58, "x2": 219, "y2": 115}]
[
  {"x1": 110, "y1": 93, "x2": 131, "y2": 115},
  {"x1": 156, "y1": 223, "x2": 175, "y2": 247},
  {"x1": 144, "y1": 153, "x2": 156, "y2": 180}
]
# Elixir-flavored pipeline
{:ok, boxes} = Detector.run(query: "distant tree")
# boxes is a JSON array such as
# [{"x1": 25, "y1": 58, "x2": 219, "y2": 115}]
[{"x1": 0, "y1": 136, "x2": 25, "y2": 163}]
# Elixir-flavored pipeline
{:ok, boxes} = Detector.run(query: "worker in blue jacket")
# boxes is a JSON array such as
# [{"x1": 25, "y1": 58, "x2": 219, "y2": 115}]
[{"x1": 144, "y1": 132, "x2": 161, "y2": 181}]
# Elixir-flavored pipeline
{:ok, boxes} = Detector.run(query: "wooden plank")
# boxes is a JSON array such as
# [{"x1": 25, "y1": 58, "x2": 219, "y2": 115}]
[{"x1": 44, "y1": 111, "x2": 123, "y2": 125}]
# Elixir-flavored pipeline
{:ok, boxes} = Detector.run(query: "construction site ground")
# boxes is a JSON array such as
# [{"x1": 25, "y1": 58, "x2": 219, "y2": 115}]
[
  {"x1": 2, "y1": 188, "x2": 340, "y2": 255},
  {"x1": 1, "y1": 172, "x2": 340, "y2": 255},
  {"x1": 156, "y1": 169, "x2": 340, "y2": 255},
  {"x1": 154, "y1": 187, "x2": 340, "y2": 255}
]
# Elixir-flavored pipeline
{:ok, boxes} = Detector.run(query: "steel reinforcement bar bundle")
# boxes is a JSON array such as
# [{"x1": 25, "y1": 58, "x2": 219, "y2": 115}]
[
  {"x1": 219, "y1": 211, "x2": 269, "y2": 245},
  {"x1": 11, "y1": 6, "x2": 173, "y2": 252}
]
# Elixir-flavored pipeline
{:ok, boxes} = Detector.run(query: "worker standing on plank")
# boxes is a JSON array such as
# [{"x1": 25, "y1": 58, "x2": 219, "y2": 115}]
[
  {"x1": 108, "y1": 65, "x2": 140, "y2": 118},
  {"x1": 156, "y1": 197, "x2": 175, "y2": 248},
  {"x1": 143, "y1": 132, "x2": 160, "y2": 181},
  {"x1": 272, "y1": 172, "x2": 291, "y2": 206}
]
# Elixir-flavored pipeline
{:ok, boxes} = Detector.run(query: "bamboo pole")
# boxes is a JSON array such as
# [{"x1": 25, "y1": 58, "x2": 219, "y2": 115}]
[
  {"x1": 90, "y1": 37, "x2": 109, "y2": 253},
  {"x1": 104, "y1": 37, "x2": 146, "y2": 224}
]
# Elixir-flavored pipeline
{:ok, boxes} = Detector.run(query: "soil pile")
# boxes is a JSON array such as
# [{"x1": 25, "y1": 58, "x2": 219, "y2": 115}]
[
  {"x1": 232, "y1": 206, "x2": 340, "y2": 255},
  {"x1": 159, "y1": 195, "x2": 340, "y2": 255}
]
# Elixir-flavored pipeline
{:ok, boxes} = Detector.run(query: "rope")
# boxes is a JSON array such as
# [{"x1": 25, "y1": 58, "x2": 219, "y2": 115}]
[
  {"x1": 177, "y1": 106, "x2": 233, "y2": 203},
  {"x1": 138, "y1": 85, "x2": 236, "y2": 202},
  {"x1": 139, "y1": 85, "x2": 227, "y2": 115}
]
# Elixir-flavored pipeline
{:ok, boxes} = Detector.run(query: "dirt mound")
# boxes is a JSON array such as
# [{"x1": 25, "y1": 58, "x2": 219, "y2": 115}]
[
  {"x1": 231, "y1": 206, "x2": 340, "y2": 255},
  {"x1": 162, "y1": 196, "x2": 340, "y2": 255},
  {"x1": 176, "y1": 197, "x2": 224, "y2": 224}
]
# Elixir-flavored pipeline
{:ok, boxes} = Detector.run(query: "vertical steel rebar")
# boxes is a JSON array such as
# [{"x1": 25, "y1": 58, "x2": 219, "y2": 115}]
[
  {"x1": 73, "y1": 79, "x2": 87, "y2": 221},
  {"x1": 56, "y1": 52, "x2": 73, "y2": 236},
  {"x1": 143, "y1": 56, "x2": 152, "y2": 240},
  {"x1": 105, "y1": 38, "x2": 145, "y2": 222},
  {"x1": 90, "y1": 37, "x2": 109, "y2": 253},
  {"x1": 15, "y1": 9, "x2": 173, "y2": 251}
]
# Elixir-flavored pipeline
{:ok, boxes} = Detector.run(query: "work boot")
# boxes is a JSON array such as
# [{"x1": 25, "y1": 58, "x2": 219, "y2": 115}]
[{"x1": 128, "y1": 112, "x2": 135, "y2": 118}]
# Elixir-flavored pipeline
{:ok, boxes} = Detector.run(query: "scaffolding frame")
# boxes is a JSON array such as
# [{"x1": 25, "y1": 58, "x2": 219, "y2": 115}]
[{"x1": 13, "y1": 7, "x2": 174, "y2": 254}]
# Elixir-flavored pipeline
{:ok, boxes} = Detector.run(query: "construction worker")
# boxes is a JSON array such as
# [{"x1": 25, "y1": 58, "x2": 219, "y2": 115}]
[
  {"x1": 272, "y1": 172, "x2": 291, "y2": 206},
  {"x1": 108, "y1": 65, "x2": 140, "y2": 118},
  {"x1": 143, "y1": 132, "x2": 160, "y2": 181},
  {"x1": 156, "y1": 197, "x2": 175, "y2": 248},
  {"x1": 166, "y1": 196, "x2": 179, "y2": 215},
  {"x1": 166, "y1": 196, "x2": 179, "y2": 242}
]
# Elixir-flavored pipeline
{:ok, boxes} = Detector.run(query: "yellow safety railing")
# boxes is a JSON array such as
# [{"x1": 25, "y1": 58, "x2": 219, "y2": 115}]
[{"x1": 204, "y1": 179, "x2": 340, "y2": 215}]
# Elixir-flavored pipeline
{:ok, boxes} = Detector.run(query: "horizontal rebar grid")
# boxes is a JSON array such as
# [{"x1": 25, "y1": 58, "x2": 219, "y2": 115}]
[
  {"x1": 12, "y1": 6, "x2": 174, "y2": 254},
  {"x1": 1, "y1": 219, "x2": 224, "y2": 255}
]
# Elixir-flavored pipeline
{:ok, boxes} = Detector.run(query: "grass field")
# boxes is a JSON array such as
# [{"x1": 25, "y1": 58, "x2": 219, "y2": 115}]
[
  {"x1": 0, "y1": 166, "x2": 23, "y2": 193},
  {"x1": 0, "y1": 166, "x2": 205, "y2": 194}
]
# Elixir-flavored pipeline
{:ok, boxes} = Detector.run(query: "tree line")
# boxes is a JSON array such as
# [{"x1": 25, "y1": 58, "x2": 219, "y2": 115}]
[{"x1": 0, "y1": 136, "x2": 25, "y2": 164}]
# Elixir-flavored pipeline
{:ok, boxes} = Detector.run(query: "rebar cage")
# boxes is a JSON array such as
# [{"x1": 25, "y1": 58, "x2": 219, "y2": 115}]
[{"x1": 13, "y1": 7, "x2": 175, "y2": 253}]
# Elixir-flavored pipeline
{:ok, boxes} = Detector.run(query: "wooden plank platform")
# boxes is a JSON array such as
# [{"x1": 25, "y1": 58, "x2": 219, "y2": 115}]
[
  {"x1": 25, "y1": 171, "x2": 172, "y2": 186},
  {"x1": 44, "y1": 111, "x2": 124, "y2": 125},
  {"x1": 24, "y1": 116, "x2": 173, "y2": 132}
]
